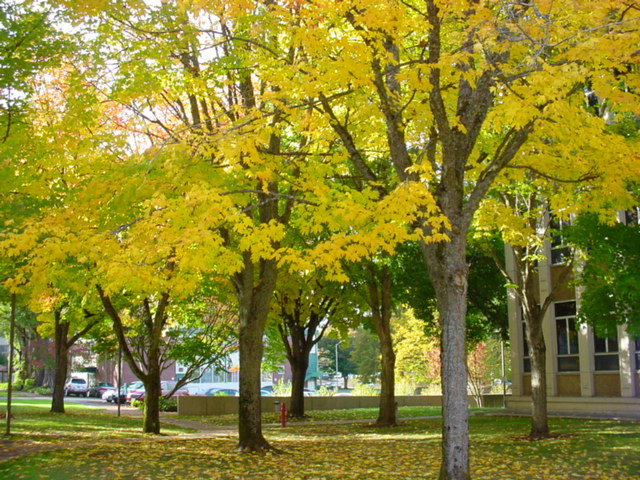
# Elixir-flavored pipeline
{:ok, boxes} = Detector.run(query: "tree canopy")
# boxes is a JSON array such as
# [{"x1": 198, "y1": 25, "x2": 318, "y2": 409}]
[{"x1": 1, "y1": 1, "x2": 640, "y2": 478}]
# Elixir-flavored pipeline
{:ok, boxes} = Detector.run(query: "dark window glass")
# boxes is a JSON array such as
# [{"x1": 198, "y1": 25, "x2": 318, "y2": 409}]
[
  {"x1": 557, "y1": 320, "x2": 569, "y2": 355},
  {"x1": 558, "y1": 356, "x2": 580, "y2": 372},
  {"x1": 556, "y1": 301, "x2": 579, "y2": 372},
  {"x1": 595, "y1": 354, "x2": 620, "y2": 371},
  {"x1": 550, "y1": 217, "x2": 572, "y2": 265},
  {"x1": 594, "y1": 335, "x2": 619, "y2": 353},
  {"x1": 568, "y1": 319, "x2": 579, "y2": 354},
  {"x1": 555, "y1": 301, "x2": 577, "y2": 318},
  {"x1": 624, "y1": 207, "x2": 640, "y2": 225}
]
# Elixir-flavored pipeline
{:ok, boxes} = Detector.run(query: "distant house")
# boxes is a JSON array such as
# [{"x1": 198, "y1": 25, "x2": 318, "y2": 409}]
[{"x1": 507, "y1": 210, "x2": 640, "y2": 417}]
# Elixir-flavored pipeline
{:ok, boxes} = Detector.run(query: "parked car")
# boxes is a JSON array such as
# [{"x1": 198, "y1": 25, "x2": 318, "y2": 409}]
[
  {"x1": 204, "y1": 387, "x2": 239, "y2": 397},
  {"x1": 125, "y1": 381, "x2": 145, "y2": 403},
  {"x1": 102, "y1": 387, "x2": 127, "y2": 404},
  {"x1": 127, "y1": 381, "x2": 189, "y2": 403},
  {"x1": 64, "y1": 378, "x2": 89, "y2": 397},
  {"x1": 89, "y1": 382, "x2": 115, "y2": 398}
]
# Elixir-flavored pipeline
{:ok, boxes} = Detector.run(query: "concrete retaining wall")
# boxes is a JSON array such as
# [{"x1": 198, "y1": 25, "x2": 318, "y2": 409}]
[{"x1": 178, "y1": 394, "x2": 507, "y2": 416}]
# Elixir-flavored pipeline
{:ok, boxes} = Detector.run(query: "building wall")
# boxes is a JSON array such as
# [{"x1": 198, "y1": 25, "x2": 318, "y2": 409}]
[{"x1": 506, "y1": 224, "x2": 640, "y2": 416}]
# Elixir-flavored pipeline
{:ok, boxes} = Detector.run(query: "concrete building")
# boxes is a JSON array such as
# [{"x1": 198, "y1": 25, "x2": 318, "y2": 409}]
[{"x1": 506, "y1": 211, "x2": 640, "y2": 417}]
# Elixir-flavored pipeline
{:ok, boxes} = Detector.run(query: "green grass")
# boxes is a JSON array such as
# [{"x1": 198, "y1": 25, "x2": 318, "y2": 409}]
[
  {"x1": 0, "y1": 399, "x2": 194, "y2": 444},
  {"x1": 182, "y1": 405, "x2": 446, "y2": 426},
  {"x1": 0, "y1": 406, "x2": 638, "y2": 479}
]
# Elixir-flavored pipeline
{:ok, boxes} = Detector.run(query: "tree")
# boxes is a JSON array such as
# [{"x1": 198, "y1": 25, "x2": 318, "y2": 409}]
[
  {"x1": 350, "y1": 326, "x2": 380, "y2": 384},
  {"x1": 568, "y1": 212, "x2": 640, "y2": 337},
  {"x1": 97, "y1": 286, "x2": 236, "y2": 433},
  {"x1": 42, "y1": 305, "x2": 102, "y2": 413},
  {"x1": 363, "y1": 261, "x2": 397, "y2": 426},
  {"x1": 476, "y1": 187, "x2": 577, "y2": 438},
  {"x1": 392, "y1": 307, "x2": 441, "y2": 394},
  {"x1": 273, "y1": 273, "x2": 356, "y2": 417},
  {"x1": 281, "y1": 3, "x2": 640, "y2": 477},
  {"x1": 318, "y1": 336, "x2": 357, "y2": 388}
]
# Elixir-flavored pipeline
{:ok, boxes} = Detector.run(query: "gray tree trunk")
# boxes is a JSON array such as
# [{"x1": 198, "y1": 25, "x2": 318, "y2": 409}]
[{"x1": 422, "y1": 239, "x2": 470, "y2": 480}]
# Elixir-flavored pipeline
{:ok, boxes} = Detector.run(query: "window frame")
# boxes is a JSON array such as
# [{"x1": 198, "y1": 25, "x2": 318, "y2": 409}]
[{"x1": 555, "y1": 301, "x2": 580, "y2": 372}]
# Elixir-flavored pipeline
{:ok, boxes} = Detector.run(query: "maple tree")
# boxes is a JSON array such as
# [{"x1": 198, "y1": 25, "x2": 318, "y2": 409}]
[
  {"x1": 361, "y1": 260, "x2": 398, "y2": 426},
  {"x1": 473, "y1": 74, "x2": 639, "y2": 438},
  {"x1": 475, "y1": 186, "x2": 574, "y2": 438},
  {"x1": 1, "y1": 1, "x2": 639, "y2": 476},
  {"x1": 272, "y1": 271, "x2": 356, "y2": 417},
  {"x1": 271, "y1": 2, "x2": 640, "y2": 477},
  {"x1": 43, "y1": 304, "x2": 102, "y2": 414},
  {"x1": 392, "y1": 307, "x2": 441, "y2": 392}
]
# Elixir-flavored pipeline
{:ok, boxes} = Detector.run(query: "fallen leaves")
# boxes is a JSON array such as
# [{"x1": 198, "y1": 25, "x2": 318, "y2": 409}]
[{"x1": 1, "y1": 416, "x2": 639, "y2": 479}]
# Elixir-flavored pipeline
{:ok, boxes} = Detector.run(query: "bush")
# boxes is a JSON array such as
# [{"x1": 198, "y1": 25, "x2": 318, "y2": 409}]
[
  {"x1": 271, "y1": 380, "x2": 292, "y2": 396},
  {"x1": 315, "y1": 385, "x2": 336, "y2": 397},
  {"x1": 159, "y1": 397, "x2": 177, "y2": 412},
  {"x1": 351, "y1": 383, "x2": 378, "y2": 396},
  {"x1": 131, "y1": 397, "x2": 178, "y2": 412},
  {"x1": 34, "y1": 386, "x2": 52, "y2": 395}
]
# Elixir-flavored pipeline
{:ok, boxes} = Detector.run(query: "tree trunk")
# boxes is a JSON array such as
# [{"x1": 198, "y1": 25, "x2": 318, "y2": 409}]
[
  {"x1": 238, "y1": 320, "x2": 270, "y2": 451},
  {"x1": 288, "y1": 353, "x2": 309, "y2": 418},
  {"x1": 422, "y1": 240, "x2": 470, "y2": 480},
  {"x1": 50, "y1": 311, "x2": 70, "y2": 414},
  {"x1": 376, "y1": 333, "x2": 396, "y2": 426},
  {"x1": 143, "y1": 368, "x2": 162, "y2": 435},
  {"x1": 526, "y1": 316, "x2": 549, "y2": 438},
  {"x1": 367, "y1": 264, "x2": 396, "y2": 427}
]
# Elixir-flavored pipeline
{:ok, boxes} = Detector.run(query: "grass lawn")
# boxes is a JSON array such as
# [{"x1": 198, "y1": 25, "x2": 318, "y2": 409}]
[
  {"x1": 184, "y1": 405, "x2": 448, "y2": 426},
  {"x1": 0, "y1": 402, "x2": 638, "y2": 479}
]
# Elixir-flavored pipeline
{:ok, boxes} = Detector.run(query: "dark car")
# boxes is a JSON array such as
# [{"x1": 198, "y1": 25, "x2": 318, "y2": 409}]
[{"x1": 89, "y1": 382, "x2": 115, "y2": 398}]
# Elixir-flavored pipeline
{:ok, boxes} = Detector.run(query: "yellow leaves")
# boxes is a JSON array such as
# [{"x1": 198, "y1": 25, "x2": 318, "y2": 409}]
[
  {"x1": 474, "y1": 198, "x2": 538, "y2": 248},
  {"x1": 236, "y1": 219, "x2": 286, "y2": 263}
]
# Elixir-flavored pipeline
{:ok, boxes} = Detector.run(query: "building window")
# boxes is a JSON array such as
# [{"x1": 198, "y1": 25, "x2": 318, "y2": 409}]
[
  {"x1": 624, "y1": 207, "x2": 640, "y2": 225},
  {"x1": 593, "y1": 333, "x2": 619, "y2": 371},
  {"x1": 556, "y1": 301, "x2": 579, "y2": 372},
  {"x1": 550, "y1": 216, "x2": 572, "y2": 265},
  {"x1": 522, "y1": 318, "x2": 531, "y2": 373},
  {"x1": 635, "y1": 338, "x2": 640, "y2": 371}
]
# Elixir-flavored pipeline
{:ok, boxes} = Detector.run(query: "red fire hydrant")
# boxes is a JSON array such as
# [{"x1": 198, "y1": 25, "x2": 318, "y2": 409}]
[{"x1": 280, "y1": 401, "x2": 287, "y2": 427}]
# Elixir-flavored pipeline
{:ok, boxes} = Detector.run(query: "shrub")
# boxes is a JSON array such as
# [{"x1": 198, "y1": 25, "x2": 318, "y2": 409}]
[
  {"x1": 159, "y1": 397, "x2": 177, "y2": 412},
  {"x1": 131, "y1": 397, "x2": 178, "y2": 412},
  {"x1": 315, "y1": 385, "x2": 336, "y2": 397},
  {"x1": 23, "y1": 378, "x2": 35, "y2": 389},
  {"x1": 351, "y1": 383, "x2": 378, "y2": 396},
  {"x1": 271, "y1": 380, "x2": 292, "y2": 396},
  {"x1": 34, "y1": 386, "x2": 52, "y2": 395}
]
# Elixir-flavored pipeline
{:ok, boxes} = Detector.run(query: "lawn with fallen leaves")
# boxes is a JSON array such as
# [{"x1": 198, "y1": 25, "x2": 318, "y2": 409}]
[{"x1": 0, "y1": 401, "x2": 638, "y2": 479}]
